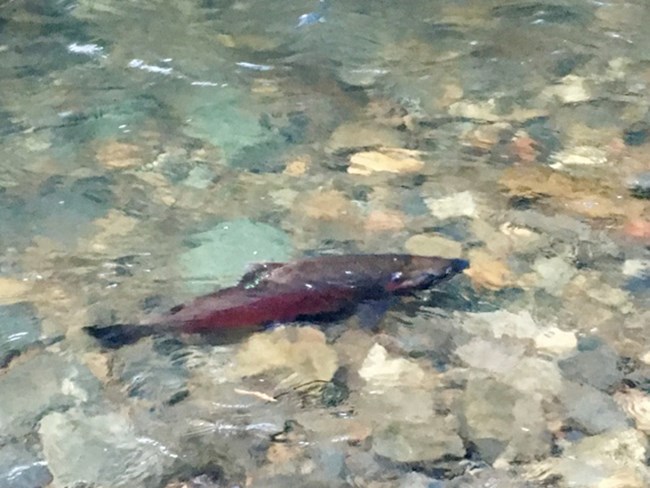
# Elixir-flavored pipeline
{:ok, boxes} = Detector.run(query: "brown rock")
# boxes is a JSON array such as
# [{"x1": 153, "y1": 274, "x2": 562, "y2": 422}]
[
  {"x1": 465, "y1": 249, "x2": 514, "y2": 290},
  {"x1": 364, "y1": 210, "x2": 406, "y2": 232},
  {"x1": 327, "y1": 122, "x2": 403, "y2": 154},
  {"x1": 233, "y1": 326, "x2": 339, "y2": 384},
  {"x1": 95, "y1": 140, "x2": 147, "y2": 169},
  {"x1": 0, "y1": 277, "x2": 31, "y2": 305},
  {"x1": 404, "y1": 234, "x2": 462, "y2": 258},
  {"x1": 300, "y1": 189, "x2": 355, "y2": 220},
  {"x1": 500, "y1": 164, "x2": 645, "y2": 221},
  {"x1": 283, "y1": 156, "x2": 309, "y2": 176},
  {"x1": 85, "y1": 210, "x2": 139, "y2": 254},
  {"x1": 348, "y1": 148, "x2": 425, "y2": 175},
  {"x1": 510, "y1": 130, "x2": 539, "y2": 163}
]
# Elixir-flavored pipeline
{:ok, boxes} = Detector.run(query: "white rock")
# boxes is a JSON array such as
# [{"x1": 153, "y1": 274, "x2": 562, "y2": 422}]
[
  {"x1": 533, "y1": 256, "x2": 576, "y2": 295},
  {"x1": 551, "y1": 145, "x2": 607, "y2": 167},
  {"x1": 359, "y1": 344, "x2": 426, "y2": 391},
  {"x1": 425, "y1": 191, "x2": 477, "y2": 219},
  {"x1": 534, "y1": 327, "x2": 577, "y2": 355},
  {"x1": 614, "y1": 388, "x2": 650, "y2": 433},
  {"x1": 542, "y1": 75, "x2": 592, "y2": 104},
  {"x1": 550, "y1": 429, "x2": 649, "y2": 488},
  {"x1": 641, "y1": 351, "x2": 650, "y2": 366},
  {"x1": 623, "y1": 259, "x2": 650, "y2": 277}
]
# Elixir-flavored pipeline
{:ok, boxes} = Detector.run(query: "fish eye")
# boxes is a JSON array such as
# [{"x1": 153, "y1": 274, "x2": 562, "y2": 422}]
[{"x1": 390, "y1": 272, "x2": 404, "y2": 283}]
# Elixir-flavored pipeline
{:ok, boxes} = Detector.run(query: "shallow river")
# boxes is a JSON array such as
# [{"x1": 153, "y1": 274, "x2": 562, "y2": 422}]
[{"x1": 0, "y1": 0, "x2": 649, "y2": 487}]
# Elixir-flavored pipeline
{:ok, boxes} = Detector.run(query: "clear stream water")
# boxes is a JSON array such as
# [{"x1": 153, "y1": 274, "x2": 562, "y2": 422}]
[{"x1": 0, "y1": 0, "x2": 649, "y2": 487}]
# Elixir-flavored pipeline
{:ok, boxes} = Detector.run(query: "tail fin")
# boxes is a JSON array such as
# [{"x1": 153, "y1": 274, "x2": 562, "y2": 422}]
[{"x1": 84, "y1": 323, "x2": 156, "y2": 349}]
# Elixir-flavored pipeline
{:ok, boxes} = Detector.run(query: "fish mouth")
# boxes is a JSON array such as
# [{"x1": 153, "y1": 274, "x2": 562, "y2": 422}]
[
  {"x1": 450, "y1": 258, "x2": 470, "y2": 273},
  {"x1": 390, "y1": 258, "x2": 470, "y2": 292}
]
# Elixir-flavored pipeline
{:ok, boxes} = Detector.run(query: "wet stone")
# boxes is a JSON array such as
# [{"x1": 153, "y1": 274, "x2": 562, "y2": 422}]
[
  {"x1": 448, "y1": 469, "x2": 534, "y2": 488},
  {"x1": 0, "y1": 442, "x2": 52, "y2": 488},
  {"x1": 558, "y1": 344, "x2": 623, "y2": 391},
  {"x1": 326, "y1": 122, "x2": 403, "y2": 154},
  {"x1": 114, "y1": 340, "x2": 189, "y2": 405},
  {"x1": 627, "y1": 171, "x2": 650, "y2": 199},
  {"x1": 372, "y1": 416, "x2": 464, "y2": 463},
  {"x1": 0, "y1": 302, "x2": 41, "y2": 367},
  {"x1": 460, "y1": 377, "x2": 550, "y2": 463},
  {"x1": 233, "y1": 326, "x2": 338, "y2": 385},
  {"x1": 39, "y1": 408, "x2": 169, "y2": 488},
  {"x1": 177, "y1": 88, "x2": 275, "y2": 159},
  {"x1": 179, "y1": 219, "x2": 293, "y2": 294},
  {"x1": 425, "y1": 191, "x2": 477, "y2": 220},
  {"x1": 547, "y1": 428, "x2": 648, "y2": 488},
  {"x1": 532, "y1": 256, "x2": 576, "y2": 296},
  {"x1": 32, "y1": 175, "x2": 115, "y2": 245},
  {"x1": 623, "y1": 121, "x2": 650, "y2": 146},
  {"x1": 560, "y1": 382, "x2": 629, "y2": 434},
  {"x1": 0, "y1": 352, "x2": 100, "y2": 441}
]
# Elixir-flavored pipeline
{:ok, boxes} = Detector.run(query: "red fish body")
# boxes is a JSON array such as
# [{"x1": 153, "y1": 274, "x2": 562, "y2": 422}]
[{"x1": 85, "y1": 254, "x2": 469, "y2": 348}]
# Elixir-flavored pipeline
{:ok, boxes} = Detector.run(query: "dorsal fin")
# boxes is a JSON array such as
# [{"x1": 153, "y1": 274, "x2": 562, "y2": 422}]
[{"x1": 237, "y1": 262, "x2": 285, "y2": 288}]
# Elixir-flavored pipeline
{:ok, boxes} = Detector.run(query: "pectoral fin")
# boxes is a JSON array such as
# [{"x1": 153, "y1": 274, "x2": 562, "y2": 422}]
[
  {"x1": 84, "y1": 323, "x2": 156, "y2": 349},
  {"x1": 355, "y1": 298, "x2": 396, "y2": 331}
]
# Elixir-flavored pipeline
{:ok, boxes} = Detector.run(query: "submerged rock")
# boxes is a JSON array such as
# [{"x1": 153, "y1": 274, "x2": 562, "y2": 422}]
[
  {"x1": 425, "y1": 191, "x2": 478, "y2": 220},
  {"x1": 114, "y1": 340, "x2": 189, "y2": 405},
  {"x1": 627, "y1": 171, "x2": 650, "y2": 199},
  {"x1": 460, "y1": 377, "x2": 550, "y2": 463},
  {"x1": 233, "y1": 326, "x2": 338, "y2": 385},
  {"x1": 542, "y1": 75, "x2": 592, "y2": 104},
  {"x1": 560, "y1": 382, "x2": 628, "y2": 434},
  {"x1": 39, "y1": 408, "x2": 169, "y2": 488},
  {"x1": 551, "y1": 145, "x2": 607, "y2": 167},
  {"x1": 456, "y1": 338, "x2": 525, "y2": 376},
  {"x1": 558, "y1": 345, "x2": 623, "y2": 391},
  {"x1": 0, "y1": 353, "x2": 100, "y2": 440},
  {"x1": 0, "y1": 302, "x2": 41, "y2": 367},
  {"x1": 327, "y1": 122, "x2": 403, "y2": 154},
  {"x1": 464, "y1": 249, "x2": 514, "y2": 290},
  {"x1": 542, "y1": 429, "x2": 648, "y2": 487},
  {"x1": 0, "y1": 443, "x2": 52, "y2": 488},
  {"x1": 532, "y1": 256, "x2": 576, "y2": 296},
  {"x1": 404, "y1": 234, "x2": 463, "y2": 258},
  {"x1": 372, "y1": 416, "x2": 464, "y2": 463},
  {"x1": 614, "y1": 388, "x2": 650, "y2": 433},
  {"x1": 179, "y1": 219, "x2": 293, "y2": 293},
  {"x1": 347, "y1": 148, "x2": 425, "y2": 175},
  {"x1": 359, "y1": 343, "x2": 427, "y2": 391}
]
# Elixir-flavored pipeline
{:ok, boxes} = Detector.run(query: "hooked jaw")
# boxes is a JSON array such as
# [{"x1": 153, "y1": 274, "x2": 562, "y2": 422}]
[
  {"x1": 388, "y1": 257, "x2": 470, "y2": 292},
  {"x1": 449, "y1": 258, "x2": 470, "y2": 274}
]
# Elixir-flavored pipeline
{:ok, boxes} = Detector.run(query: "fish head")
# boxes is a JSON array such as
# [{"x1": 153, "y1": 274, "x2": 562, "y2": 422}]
[{"x1": 384, "y1": 256, "x2": 469, "y2": 293}]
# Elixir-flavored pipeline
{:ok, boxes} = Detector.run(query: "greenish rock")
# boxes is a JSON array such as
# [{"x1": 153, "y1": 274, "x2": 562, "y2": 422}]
[
  {"x1": 179, "y1": 219, "x2": 293, "y2": 293},
  {"x1": 177, "y1": 88, "x2": 274, "y2": 159}
]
